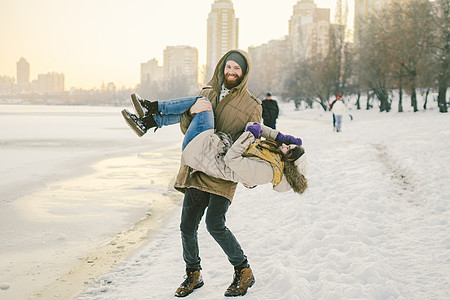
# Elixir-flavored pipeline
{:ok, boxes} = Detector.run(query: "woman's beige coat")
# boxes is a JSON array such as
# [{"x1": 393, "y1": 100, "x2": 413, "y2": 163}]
[
  {"x1": 174, "y1": 49, "x2": 262, "y2": 201},
  {"x1": 181, "y1": 123, "x2": 293, "y2": 194}
]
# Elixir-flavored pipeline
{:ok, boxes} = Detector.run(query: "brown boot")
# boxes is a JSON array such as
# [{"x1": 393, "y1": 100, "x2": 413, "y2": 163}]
[
  {"x1": 224, "y1": 267, "x2": 255, "y2": 297},
  {"x1": 174, "y1": 270, "x2": 204, "y2": 297}
]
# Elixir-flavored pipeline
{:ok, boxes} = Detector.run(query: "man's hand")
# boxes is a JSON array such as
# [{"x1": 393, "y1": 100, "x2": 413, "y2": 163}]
[{"x1": 190, "y1": 97, "x2": 212, "y2": 115}]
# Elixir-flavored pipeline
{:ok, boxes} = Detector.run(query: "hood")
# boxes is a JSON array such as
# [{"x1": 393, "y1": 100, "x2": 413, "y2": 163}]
[
  {"x1": 284, "y1": 152, "x2": 309, "y2": 195},
  {"x1": 207, "y1": 49, "x2": 251, "y2": 95},
  {"x1": 295, "y1": 153, "x2": 309, "y2": 176},
  {"x1": 284, "y1": 156, "x2": 309, "y2": 195}
]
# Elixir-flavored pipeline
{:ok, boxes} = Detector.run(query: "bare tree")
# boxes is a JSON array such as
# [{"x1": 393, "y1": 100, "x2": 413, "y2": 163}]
[
  {"x1": 284, "y1": 57, "x2": 333, "y2": 111},
  {"x1": 391, "y1": 1, "x2": 435, "y2": 112},
  {"x1": 358, "y1": 10, "x2": 392, "y2": 112},
  {"x1": 386, "y1": 2, "x2": 408, "y2": 112},
  {"x1": 428, "y1": 0, "x2": 449, "y2": 113}
]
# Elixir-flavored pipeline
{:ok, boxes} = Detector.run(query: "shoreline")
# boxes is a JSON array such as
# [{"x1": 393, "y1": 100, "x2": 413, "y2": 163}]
[
  {"x1": 0, "y1": 142, "x2": 149, "y2": 204},
  {"x1": 0, "y1": 145, "x2": 183, "y2": 300},
  {"x1": 32, "y1": 189, "x2": 181, "y2": 300},
  {"x1": 0, "y1": 104, "x2": 185, "y2": 300}
]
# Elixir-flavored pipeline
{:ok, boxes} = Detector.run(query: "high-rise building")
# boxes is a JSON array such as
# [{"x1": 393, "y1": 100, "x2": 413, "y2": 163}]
[
  {"x1": 354, "y1": 0, "x2": 390, "y2": 42},
  {"x1": 16, "y1": 58, "x2": 30, "y2": 92},
  {"x1": 140, "y1": 59, "x2": 164, "y2": 98},
  {"x1": 141, "y1": 59, "x2": 164, "y2": 85},
  {"x1": 0, "y1": 76, "x2": 15, "y2": 95},
  {"x1": 163, "y1": 45, "x2": 199, "y2": 93},
  {"x1": 206, "y1": 0, "x2": 239, "y2": 79},
  {"x1": 37, "y1": 72, "x2": 64, "y2": 94},
  {"x1": 248, "y1": 37, "x2": 289, "y2": 96},
  {"x1": 289, "y1": 0, "x2": 330, "y2": 61}
]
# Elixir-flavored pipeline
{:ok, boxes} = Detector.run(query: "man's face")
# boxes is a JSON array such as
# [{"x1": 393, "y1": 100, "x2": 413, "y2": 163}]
[{"x1": 224, "y1": 60, "x2": 243, "y2": 89}]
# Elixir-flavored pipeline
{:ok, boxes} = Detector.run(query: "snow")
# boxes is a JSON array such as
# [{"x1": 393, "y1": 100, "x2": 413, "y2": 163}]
[{"x1": 1, "y1": 99, "x2": 450, "y2": 300}]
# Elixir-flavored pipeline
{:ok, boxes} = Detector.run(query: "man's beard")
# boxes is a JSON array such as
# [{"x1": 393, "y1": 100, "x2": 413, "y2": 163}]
[{"x1": 224, "y1": 73, "x2": 243, "y2": 89}]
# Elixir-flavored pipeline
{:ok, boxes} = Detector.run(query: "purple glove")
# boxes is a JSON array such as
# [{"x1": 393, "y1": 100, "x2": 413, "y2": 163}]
[
  {"x1": 245, "y1": 122, "x2": 262, "y2": 139},
  {"x1": 275, "y1": 132, "x2": 302, "y2": 146}
]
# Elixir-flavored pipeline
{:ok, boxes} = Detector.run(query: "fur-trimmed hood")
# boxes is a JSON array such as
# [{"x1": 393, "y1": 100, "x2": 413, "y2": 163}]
[{"x1": 284, "y1": 153, "x2": 309, "y2": 194}]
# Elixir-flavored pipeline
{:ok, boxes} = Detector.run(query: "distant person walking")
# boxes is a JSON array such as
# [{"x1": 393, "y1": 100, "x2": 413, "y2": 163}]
[
  {"x1": 329, "y1": 94, "x2": 341, "y2": 131},
  {"x1": 331, "y1": 95, "x2": 347, "y2": 132},
  {"x1": 261, "y1": 92, "x2": 279, "y2": 129}
]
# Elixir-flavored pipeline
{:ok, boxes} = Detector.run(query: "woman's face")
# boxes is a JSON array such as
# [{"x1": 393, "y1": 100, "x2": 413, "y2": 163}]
[{"x1": 279, "y1": 143, "x2": 297, "y2": 154}]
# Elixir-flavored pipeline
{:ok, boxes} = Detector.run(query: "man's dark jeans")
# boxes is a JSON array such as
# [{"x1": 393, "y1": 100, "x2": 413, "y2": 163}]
[{"x1": 180, "y1": 188, "x2": 247, "y2": 271}]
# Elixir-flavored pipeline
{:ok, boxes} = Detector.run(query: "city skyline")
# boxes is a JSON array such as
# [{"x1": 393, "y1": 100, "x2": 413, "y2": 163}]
[{"x1": 0, "y1": 0, "x2": 354, "y2": 90}]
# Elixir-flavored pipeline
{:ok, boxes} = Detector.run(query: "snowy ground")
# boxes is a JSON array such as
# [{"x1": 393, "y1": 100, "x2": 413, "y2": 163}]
[
  {"x1": 68, "y1": 101, "x2": 450, "y2": 300},
  {"x1": 0, "y1": 105, "x2": 185, "y2": 299}
]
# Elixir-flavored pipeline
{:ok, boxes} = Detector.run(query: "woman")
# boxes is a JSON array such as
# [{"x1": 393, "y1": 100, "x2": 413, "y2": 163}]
[{"x1": 122, "y1": 94, "x2": 308, "y2": 194}]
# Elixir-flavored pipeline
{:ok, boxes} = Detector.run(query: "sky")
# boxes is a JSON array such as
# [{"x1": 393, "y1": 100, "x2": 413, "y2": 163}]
[{"x1": 0, "y1": 0, "x2": 354, "y2": 90}]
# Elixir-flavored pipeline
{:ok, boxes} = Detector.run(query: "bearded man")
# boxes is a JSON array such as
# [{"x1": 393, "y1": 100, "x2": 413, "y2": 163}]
[{"x1": 173, "y1": 50, "x2": 262, "y2": 297}]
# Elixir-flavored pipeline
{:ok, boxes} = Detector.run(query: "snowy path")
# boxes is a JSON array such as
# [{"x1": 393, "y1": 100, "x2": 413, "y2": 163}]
[{"x1": 76, "y1": 109, "x2": 450, "y2": 300}]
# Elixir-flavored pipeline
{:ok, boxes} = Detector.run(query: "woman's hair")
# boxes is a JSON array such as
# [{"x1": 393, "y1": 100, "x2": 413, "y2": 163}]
[
  {"x1": 256, "y1": 139, "x2": 303, "y2": 162},
  {"x1": 256, "y1": 139, "x2": 308, "y2": 194},
  {"x1": 283, "y1": 161, "x2": 308, "y2": 194}
]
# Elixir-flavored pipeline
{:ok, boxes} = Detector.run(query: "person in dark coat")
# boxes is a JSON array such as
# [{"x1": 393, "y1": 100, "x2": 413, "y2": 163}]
[{"x1": 261, "y1": 92, "x2": 279, "y2": 129}]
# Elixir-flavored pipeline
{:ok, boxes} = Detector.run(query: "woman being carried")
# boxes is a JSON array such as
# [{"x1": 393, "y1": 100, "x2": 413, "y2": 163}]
[{"x1": 122, "y1": 94, "x2": 308, "y2": 194}]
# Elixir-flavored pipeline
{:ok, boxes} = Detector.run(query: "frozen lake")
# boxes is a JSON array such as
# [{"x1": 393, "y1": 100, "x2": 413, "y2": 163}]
[{"x1": 0, "y1": 104, "x2": 184, "y2": 299}]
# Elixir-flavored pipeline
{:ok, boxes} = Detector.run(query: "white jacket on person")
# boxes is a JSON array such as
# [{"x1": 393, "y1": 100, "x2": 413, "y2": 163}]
[{"x1": 332, "y1": 100, "x2": 347, "y2": 115}]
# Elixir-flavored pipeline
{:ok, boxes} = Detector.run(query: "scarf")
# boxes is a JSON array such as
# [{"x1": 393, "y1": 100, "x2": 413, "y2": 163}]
[
  {"x1": 244, "y1": 143, "x2": 284, "y2": 186},
  {"x1": 219, "y1": 84, "x2": 230, "y2": 101}
]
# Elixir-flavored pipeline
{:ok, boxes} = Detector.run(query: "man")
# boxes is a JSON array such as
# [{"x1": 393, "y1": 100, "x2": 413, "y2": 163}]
[
  {"x1": 173, "y1": 50, "x2": 262, "y2": 297},
  {"x1": 261, "y1": 92, "x2": 279, "y2": 129}
]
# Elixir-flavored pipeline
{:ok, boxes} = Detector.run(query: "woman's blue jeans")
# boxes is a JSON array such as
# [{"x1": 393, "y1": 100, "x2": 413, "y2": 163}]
[{"x1": 152, "y1": 96, "x2": 214, "y2": 150}]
